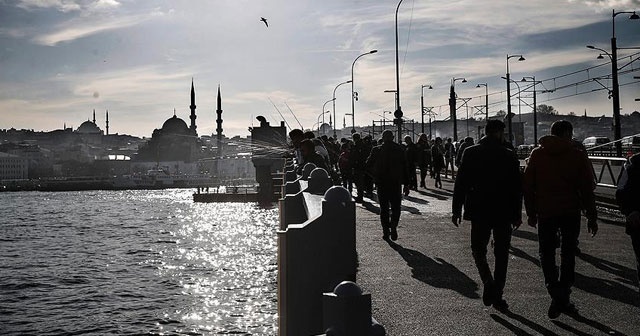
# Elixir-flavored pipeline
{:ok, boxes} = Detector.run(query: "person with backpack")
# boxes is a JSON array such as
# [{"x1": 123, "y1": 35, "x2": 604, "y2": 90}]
[{"x1": 616, "y1": 152, "x2": 640, "y2": 293}]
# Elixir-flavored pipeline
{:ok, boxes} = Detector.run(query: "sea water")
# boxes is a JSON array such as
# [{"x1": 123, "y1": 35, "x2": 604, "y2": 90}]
[{"x1": 0, "y1": 189, "x2": 278, "y2": 335}]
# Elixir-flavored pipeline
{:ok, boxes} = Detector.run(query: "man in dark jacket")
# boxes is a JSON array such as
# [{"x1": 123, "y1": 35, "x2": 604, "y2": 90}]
[
  {"x1": 524, "y1": 120, "x2": 597, "y2": 319},
  {"x1": 452, "y1": 120, "x2": 522, "y2": 311},
  {"x1": 299, "y1": 139, "x2": 329, "y2": 172},
  {"x1": 366, "y1": 130, "x2": 410, "y2": 241},
  {"x1": 616, "y1": 153, "x2": 640, "y2": 293},
  {"x1": 404, "y1": 135, "x2": 419, "y2": 190}
]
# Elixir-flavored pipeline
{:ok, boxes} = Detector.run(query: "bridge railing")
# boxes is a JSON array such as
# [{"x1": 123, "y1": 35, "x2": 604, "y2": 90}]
[{"x1": 277, "y1": 162, "x2": 383, "y2": 336}]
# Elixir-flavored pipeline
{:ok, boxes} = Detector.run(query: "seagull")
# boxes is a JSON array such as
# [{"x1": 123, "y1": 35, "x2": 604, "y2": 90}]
[{"x1": 260, "y1": 17, "x2": 268, "y2": 27}]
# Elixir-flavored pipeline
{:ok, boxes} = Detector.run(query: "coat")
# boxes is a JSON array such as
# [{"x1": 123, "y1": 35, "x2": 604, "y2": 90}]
[
  {"x1": 366, "y1": 141, "x2": 408, "y2": 188},
  {"x1": 523, "y1": 135, "x2": 596, "y2": 220},
  {"x1": 452, "y1": 136, "x2": 522, "y2": 223}
]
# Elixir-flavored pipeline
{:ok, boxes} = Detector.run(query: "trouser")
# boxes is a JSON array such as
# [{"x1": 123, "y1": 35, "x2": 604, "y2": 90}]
[
  {"x1": 538, "y1": 214, "x2": 581, "y2": 302},
  {"x1": 377, "y1": 184, "x2": 402, "y2": 231},
  {"x1": 419, "y1": 166, "x2": 428, "y2": 186},
  {"x1": 408, "y1": 164, "x2": 417, "y2": 189},
  {"x1": 354, "y1": 170, "x2": 365, "y2": 198},
  {"x1": 630, "y1": 230, "x2": 640, "y2": 287},
  {"x1": 471, "y1": 221, "x2": 512, "y2": 298}
]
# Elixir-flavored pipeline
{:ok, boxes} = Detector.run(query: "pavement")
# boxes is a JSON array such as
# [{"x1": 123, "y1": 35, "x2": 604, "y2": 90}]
[{"x1": 354, "y1": 176, "x2": 640, "y2": 336}]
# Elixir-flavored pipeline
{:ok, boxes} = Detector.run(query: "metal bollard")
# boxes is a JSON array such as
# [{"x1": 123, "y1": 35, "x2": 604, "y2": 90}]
[
  {"x1": 301, "y1": 163, "x2": 317, "y2": 180},
  {"x1": 307, "y1": 168, "x2": 332, "y2": 195}
]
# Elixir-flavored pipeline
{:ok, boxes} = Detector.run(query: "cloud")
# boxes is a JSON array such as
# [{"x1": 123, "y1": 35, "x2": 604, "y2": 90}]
[
  {"x1": 569, "y1": 0, "x2": 640, "y2": 9},
  {"x1": 16, "y1": 0, "x2": 81, "y2": 12},
  {"x1": 32, "y1": 13, "x2": 150, "y2": 45}
]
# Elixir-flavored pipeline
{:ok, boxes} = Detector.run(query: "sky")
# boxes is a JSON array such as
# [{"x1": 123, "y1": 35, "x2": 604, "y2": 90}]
[{"x1": 0, "y1": 0, "x2": 639, "y2": 138}]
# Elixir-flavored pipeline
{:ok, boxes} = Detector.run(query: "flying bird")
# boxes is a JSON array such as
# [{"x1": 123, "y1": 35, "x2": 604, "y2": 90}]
[{"x1": 260, "y1": 17, "x2": 268, "y2": 27}]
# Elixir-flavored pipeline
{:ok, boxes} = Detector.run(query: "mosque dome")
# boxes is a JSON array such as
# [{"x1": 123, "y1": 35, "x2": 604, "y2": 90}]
[
  {"x1": 77, "y1": 120, "x2": 102, "y2": 134},
  {"x1": 161, "y1": 115, "x2": 190, "y2": 135}
]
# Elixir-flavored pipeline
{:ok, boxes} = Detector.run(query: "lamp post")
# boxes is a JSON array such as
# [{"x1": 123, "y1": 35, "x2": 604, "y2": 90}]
[
  {"x1": 351, "y1": 50, "x2": 378, "y2": 134},
  {"x1": 383, "y1": 110, "x2": 392, "y2": 130},
  {"x1": 332, "y1": 80, "x2": 352, "y2": 138},
  {"x1": 317, "y1": 109, "x2": 330, "y2": 133},
  {"x1": 476, "y1": 83, "x2": 488, "y2": 121},
  {"x1": 394, "y1": 0, "x2": 405, "y2": 142},
  {"x1": 320, "y1": 98, "x2": 334, "y2": 135},
  {"x1": 449, "y1": 77, "x2": 467, "y2": 141},
  {"x1": 586, "y1": 10, "x2": 638, "y2": 157},
  {"x1": 421, "y1": 84, "x2": 433, "y2": 134},
  {"x1": 506, "y1": 54, "x2": 525, "y2": 144},
  {"x1": 521, "y1": 76, "x2": 540, "y2": 146}
]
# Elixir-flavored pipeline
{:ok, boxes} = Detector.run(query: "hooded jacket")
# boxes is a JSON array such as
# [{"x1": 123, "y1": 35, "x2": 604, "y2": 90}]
[
  {"x1": 452, "y1": 136, "x2": 522, "y2": 223},
  {"x1": 523, "y1": 135, "x2": 596, "y2": 220}
]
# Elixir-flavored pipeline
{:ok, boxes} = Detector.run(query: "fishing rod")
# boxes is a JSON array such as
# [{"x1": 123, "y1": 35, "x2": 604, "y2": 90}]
[
  {"x1": 268, "y1": 97, "x2": 292, "y2": 131},
  {"x1": 283, "y1": 101, "x2": 304, "y2": 129}
]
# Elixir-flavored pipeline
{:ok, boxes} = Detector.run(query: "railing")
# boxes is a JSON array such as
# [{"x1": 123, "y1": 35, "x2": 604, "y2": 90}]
[{"x1": 277, "y1": 162, "x2": 384, "y2": 336}]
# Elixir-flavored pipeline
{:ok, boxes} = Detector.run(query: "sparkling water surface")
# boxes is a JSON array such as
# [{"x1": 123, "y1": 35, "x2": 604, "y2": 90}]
[{"x1": 0, "y1": 189, "x2": 278, "y2": 335}]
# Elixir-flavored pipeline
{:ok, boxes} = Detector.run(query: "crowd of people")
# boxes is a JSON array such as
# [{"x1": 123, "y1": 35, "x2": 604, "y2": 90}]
[{"x1": 286, "y1": 120, "x2": 639, "y2": 320}]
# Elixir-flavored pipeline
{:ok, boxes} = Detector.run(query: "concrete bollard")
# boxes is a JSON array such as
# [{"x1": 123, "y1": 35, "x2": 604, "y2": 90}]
[
  {"x1": 307, "y1": 168, "x2": 332, "y2": 195},
  {"x1": 323, "y1": 281, "x2": 371, "y2": 336},
  {"x1": 301, "y1": 163, "x2": 317, "y2": 180}
]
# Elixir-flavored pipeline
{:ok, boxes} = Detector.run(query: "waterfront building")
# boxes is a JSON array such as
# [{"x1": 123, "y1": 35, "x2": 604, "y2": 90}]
[{"x1": 0, "y1": 152, "x2": 28, "y2": 180}]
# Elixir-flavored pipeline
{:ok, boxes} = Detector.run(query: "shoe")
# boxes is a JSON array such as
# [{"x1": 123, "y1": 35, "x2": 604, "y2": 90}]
[
  {"x1": 493, "y1": 298, "x2": 509, "y2": 311},
  {"x1": 561, "y1": 301, "x2": 577, "y2": 315},
  {"x1": 354, "y1": 197, "x2": 363, "y2": 203},
  {"x1": 382, "y1": 228, "x2": 390, "y2": 240},
  {"x1": 482, "y1": 283, "x2": 496, "y2": 306},
  {"x1": 390, "y1": 227, "x2": 398, "y2": 241},
  {"x1": 548, "y1": 300, "x2": 561, "y2": 319}
]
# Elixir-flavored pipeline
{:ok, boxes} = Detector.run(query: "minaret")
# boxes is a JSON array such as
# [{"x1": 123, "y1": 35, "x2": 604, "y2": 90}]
[
  {"x1": 189, "y1": 78, "x2": 197, "y2": 135},
  {"x1": 216, "y1": 85, "x2": 223, "y2": 157},
  {"x1": 105, "y1": 110, "x2": 109, "y2": 135},
  {"x1": 92, "y1": 109, "x2": 96, "y2": 124}
]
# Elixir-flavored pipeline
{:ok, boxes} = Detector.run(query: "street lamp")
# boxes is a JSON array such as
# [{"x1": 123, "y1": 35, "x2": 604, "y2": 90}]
[
  {"x1": 394, "y1": 0, "x2": 405, "y2": 142},
  {"x1": 383, "y1": 110, "x2": 393, "y2": 129},
  {"x1": 317, "y1": 109, "x2": 331, "y2": 133},
  {"x1": 332, "y1": 80, "x2": 352, "y2": 138},
  {"x1": 421, "y1": 84, "x2": 433, "y2": 134},
  {"x1": 449, "y1": 77, "x2": 467, "y2": 141},
  {"x1": 320, "y1": 98, "x2": 334, "y2": 135},
  {"x1": 521, "y1": 76, "x2": 541, "y2": 146},
  {"x1": 476, "y1": 83, "x2": 488, "y2": 121},
  {"x1": 585, "y1": 7, "x2": 638, "y2": 157},
  {"x1": 351, "y1": 50, "x2": 378, "y2": 134},
  {"x1": 506, "y1": 54, "x2": 525, "y2": 144}
]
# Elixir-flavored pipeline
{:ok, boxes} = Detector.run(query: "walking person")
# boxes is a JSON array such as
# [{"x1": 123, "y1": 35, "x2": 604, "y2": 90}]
[
  {"x1": 523, "y1": 120, "x2": 598, "y2": 319},
  {"x1": 616, "y1": 152, "x2": 640, "y2": 293},
  {"x1": 338, "y1": 142, "x2": 353, "y2": 193},
  {"x1": 416, "y1": 133, "x2": 431, "y2": 188},
  {"x1": 452, "y1": 120, "x2": 522, "y2": 310},
  {"x1": 404, "y1": 135, "x2": 419, "y2": 190},
  {"x1": 444, "y1": 138, "x2": 456, "y2": 178},
  {"x1": 366, "y1": 130, "x2": 410, "y2": 241},
  {"x1": 431, "y1": 137, "x2": 445, "y2": 189}
]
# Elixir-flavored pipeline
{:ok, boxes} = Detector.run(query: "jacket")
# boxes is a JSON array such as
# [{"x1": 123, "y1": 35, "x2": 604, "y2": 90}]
[
  {"x1": 616, "y1": 153, "x2": 640, "y2": 217},
  {"x1": 523, "y1": 135, "x2": 596, "y2": 220},
  {"x1": 366, "y1": 141, "x2": 408, "y2": 187},
  {"x1": 452, "y1": 136, "x2": 522, "y2": 222}
]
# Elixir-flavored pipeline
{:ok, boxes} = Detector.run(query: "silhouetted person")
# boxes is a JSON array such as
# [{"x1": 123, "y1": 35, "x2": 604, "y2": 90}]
[
  {"x1": 444, "y1": 138, "x2": 456, "y2": 179},
  {"x1": 524, "y1": 120, "x2": 597, "y2": 319},
  {"x1": 350, "y1": 133, "x2": 368, "y2": 202},
  {"x1": 452, "y1": 120, "x2": 522, "y2": 310},
  {"x1": 299, "y1": 139, "x2": 329, "y2": 172},
  {"x1": 338, "y1": 142, "x2": 353, "y2": 193},
  {"x1": 616, "y1": 152, "x2": 640, "y2": 293},
  {"x1": 416, "y1": 133, "x2": 431, "y2": 188},
  {"x1": 288, "y1": 129, "x2": 305, "y2": 167},
  {"x1": 404, "y1": 135, "x2": 419, "y2": 190},
  {"x1": 431, "y1": 137, "x2": 445, "y2": 189},
  {"x1": 366, "y1": 130, "x2": 410, "y2": 241},
  {"x1": 455, "y1": 136, "x2": 475, "y2": 167}
]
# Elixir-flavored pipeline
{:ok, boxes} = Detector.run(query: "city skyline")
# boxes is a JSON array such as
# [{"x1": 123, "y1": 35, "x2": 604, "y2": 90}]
[{"x1": 1, "y1": 0, "x2": 639, "y2": 138}]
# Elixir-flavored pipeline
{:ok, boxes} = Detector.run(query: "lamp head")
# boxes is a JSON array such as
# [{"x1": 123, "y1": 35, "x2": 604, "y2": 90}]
[
  {"x1": 586, "y1": 45, "x2": 595, "y2": 49},
  {"x1": 369, "y1": 49, "x2": 378, "y2": 54},
  {"x1": 518, "y1": 56, "x2": 525, "y2": 61},
  {"x1": 461, "y1": 78, "x2": 467, "y2": 83},
  {"x1": 630, "y1": 12, "x2": 639, "y2": 20},
  {"x1": 346, "y1": 80, "x2": 352, "y2": 83},
  {"x1": 597, "y1": 54, "x2": 605, "y2": 60}
]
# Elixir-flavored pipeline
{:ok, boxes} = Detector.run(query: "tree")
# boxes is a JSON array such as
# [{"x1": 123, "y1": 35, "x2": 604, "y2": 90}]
[{"x1": 537, "y1": 104, "x2": 557, "y2": 115}]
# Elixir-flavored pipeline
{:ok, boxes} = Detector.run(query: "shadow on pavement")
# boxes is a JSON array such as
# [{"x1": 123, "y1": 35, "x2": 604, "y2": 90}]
[
  {"x1": 499, "y1": 309, "x2": 557, "y2": 336},
  {"x1": 387, "y1": 241, "x2": 480, "y2": 299},
  {"x1": 573, "y1": 272, "x2": 639, "y2": 307},
  {"x1": 361, "y1": 201, "x2": 380, "y2": 215},
  {"x1": 403, "y1": 194, "x2": 430, "y2": 205},
  {"x1": 413, "y1": 189, "x2": 449, "y2": 200},
  {"x1": 565, "y1": 310, "x2": 629, "y2": 336},
  {"x1": 509, "y1": 246, "x2": 541, "y2": 267},
  {"x1": 577, "y1": 252, "x2": 637, "y2": 286},
  {"x1": 551, "y1": 320, "x2": 592, "y2": 336},
  {"x1": 512, "y1": 229, "x2": 540, "y2": 242},
  {"x1": 489, "y1": 313, "x2": 534, "y2": 336}
]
